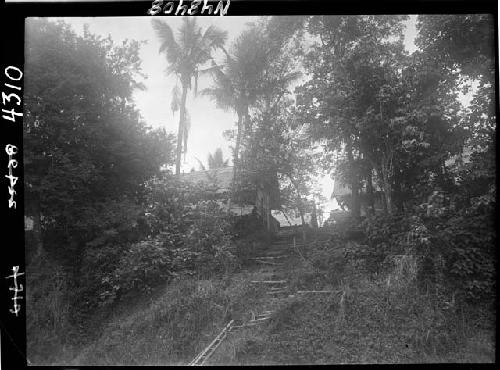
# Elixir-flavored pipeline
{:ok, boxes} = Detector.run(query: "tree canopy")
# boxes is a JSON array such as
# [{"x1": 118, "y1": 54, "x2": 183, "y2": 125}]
[{"x1": 24, "y1": 18, "x2": 175, "y2": 261}]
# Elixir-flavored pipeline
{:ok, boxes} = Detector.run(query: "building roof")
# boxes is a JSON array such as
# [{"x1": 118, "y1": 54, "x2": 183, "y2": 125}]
[
  {"x1": 272, "y1": 210, "x2": 312, "y2": 227},
  {"x1": 182, "y1": 166, "x2": 234, "y2": 193},
  {"x1": 182, "y1": 166, "x2": 281, "y2": 209}
]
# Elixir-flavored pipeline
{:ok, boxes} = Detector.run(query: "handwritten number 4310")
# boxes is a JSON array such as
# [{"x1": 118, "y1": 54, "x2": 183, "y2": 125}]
[{"x1": 2, "y1": 66, "x2": 23, "y2": 123}]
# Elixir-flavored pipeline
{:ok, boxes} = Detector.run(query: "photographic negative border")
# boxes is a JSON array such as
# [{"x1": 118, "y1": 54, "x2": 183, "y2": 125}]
[{"x1": 0, "y1": 1, "x2": 498, "y2": 369}]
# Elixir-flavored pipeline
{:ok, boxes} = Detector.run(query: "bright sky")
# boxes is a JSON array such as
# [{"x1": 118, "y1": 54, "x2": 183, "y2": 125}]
[
  {"x1": 59, "y1": 16, "x2": 259, "y2": 171},
  {"x1": 49, "y1": 15, "x2": 421, "y2": 218}
]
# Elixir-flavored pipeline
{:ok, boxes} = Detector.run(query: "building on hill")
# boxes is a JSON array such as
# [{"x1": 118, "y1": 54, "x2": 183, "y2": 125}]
[{"x1": 181, "y1": 166, "x2": 280, "y2": 233}]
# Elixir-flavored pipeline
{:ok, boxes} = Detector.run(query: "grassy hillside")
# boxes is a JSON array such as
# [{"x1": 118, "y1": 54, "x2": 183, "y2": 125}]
[
  {"x1": 29, "y1": 228, "x2": 495, "y2": 365},
  {"x1": 210, "y1": 234, "x2": 495, "y2": 364}
]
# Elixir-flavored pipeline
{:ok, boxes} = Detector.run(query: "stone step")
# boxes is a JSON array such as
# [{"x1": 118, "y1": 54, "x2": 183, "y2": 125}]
[
  {"x1": 253, "y1": 255, "x2": 289, "y2": 260},
  {"x1": 297, "y1": 290, "x2": 340, "y2": 294},
  {"x1": 271, "y1": 244, "x2": 305, "y2": 248},
  {"x1": 255, "y1": 260, "x2": 283, "y2": 266},
  {"x1": 252, "y1": 258, "x2": 287, "y2": 263},
  {"x1": 260, "y1": 255, "x2": 288, "y2": 260},
  {"x1": 250, "y1": 280, "x2": 287, "y2": 284},
  {"x1": 272, "y1": 240, "x2": 305, "y2": 244},
  {"x1": 264, "y1": 250, "x2": 290, "y2": 255},
  {"x1": 249, "y1": 317, "x2": 271, "y2": 323},
  {"x1": 263, "y1": 254, "x2": 289, "y2": 258},
  {"x1": 269, "y1": 286, "x2": 288, "y2": 291}
]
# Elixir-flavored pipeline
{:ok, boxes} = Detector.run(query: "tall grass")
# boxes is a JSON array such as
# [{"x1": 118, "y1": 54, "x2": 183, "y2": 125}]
[
  {"x1": 26, "y1": 252, "x2": 75, "y2": 365},
  {"x1": 232, "y1": 235, "x2": 495, "y2": 364},
  {"x1": 66, "y1": 273, "x2": 263, "y2": 366}
]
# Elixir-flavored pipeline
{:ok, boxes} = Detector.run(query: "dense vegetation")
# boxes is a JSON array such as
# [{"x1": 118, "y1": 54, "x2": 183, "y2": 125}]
[{"x1": 25, "y1": 15, "x2": 495, "y2": 365}]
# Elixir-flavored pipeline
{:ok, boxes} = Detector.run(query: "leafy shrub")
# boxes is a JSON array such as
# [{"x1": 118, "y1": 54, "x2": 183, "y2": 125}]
[
  {"x1": 183, "y1": 200, "x2": 238, "y2": 276},
  {"x1": 233, "y1": 213, "x2": 265, "y2": 238},
  {"x1": 102, "y1": 236, "x2": 177, "y2": 305},
  {"x1": 76, "y1": 238, "x2": 129, "y2": 315},
  {"x1": 356, "y1": 191, "x2": 495, "y2": 301},
  {"x1": 301, "y1": 237, "x2": 347, "y2": 283},
  {"x1": 328, "y1": 214, "x2": 366, "y2": 241},
  {"x1": 353, "y1": 214, "x2": 411, "y2": 273},
  {"x1": 431, "y1": 205, "x2": 495, "y2": 301},
  {"x1": 72, "y1": 176, "x2": 239, "y2": 312},
  {"x1": 92, "y1": 197, "x2": 238, "y2": 306},
  {"x1": 143, "y1": 175, "x2": 240, "y2": 277},
  {"x1": 27, "y1": 253, "x2": 78, "y2": 364}
]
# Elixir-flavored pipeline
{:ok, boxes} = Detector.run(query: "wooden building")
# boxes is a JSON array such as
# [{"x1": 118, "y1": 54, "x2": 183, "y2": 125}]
[{"x1": 182, "y1": 166, "x2": 280, "y2": 233}]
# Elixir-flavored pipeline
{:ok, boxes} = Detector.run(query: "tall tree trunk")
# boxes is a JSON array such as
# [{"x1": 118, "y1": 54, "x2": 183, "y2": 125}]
[
  {"x1": 230, "y1": 111, "x2": 244, "y2": 207},
  {"x1": 298, "y1": 208, "x2": 306, "y2": 242},
  {"x1": 366, "y1": 170, "x2": 375, "y2": 215},
  {"x1": 234, "y1": 113, "x2": 243, "y2": 170},
  {"x1": 393, "y1": 168, "x2": 403, "y2": 213},
  {"x1": 345, "y1": 141, "x2": 361, "y2": 219},
  {"x1": 381, "y1": 157, "x2": 393, "y2": 215},
  {"x1": 175, "y1": 83, "x2": 188, "y2": 176},
  {"x1": 310, "y1": 202, "x2": 318, "y2": 228},
  {"x1": 265, "y1": 194, "x2": 272, "y2": 233},
  {"x1": 378, "y1": 101, "x2": 392, "y2": 215},
  {"x1": 289, "y1": 175, "x2": 307, "y2": 241}
]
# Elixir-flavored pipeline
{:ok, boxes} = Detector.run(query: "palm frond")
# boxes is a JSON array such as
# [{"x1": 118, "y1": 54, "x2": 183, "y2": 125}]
[
  {"x1": 198, "y1": 62, "x2": 227, "y2": 76},
  {"x1": 151, "y1": 19, "x2": 181, "y2": 67},
  {"x1": 192, "y1": 25, "x2": 228, "y2": 66},
  {"x1": 178, "y1": 17, "x2": 199, "y2": 52},
  {"x1": 195, "y1": 157, "x2": 206, "y2": 171},
  {"x1": 210, "y1": 59, "x2": 231, "y2": 83},
  {"x1": 201, "y1": 25, "x2": 228, "y2": 51},
  {"x1": 201, "y1": 87, "x2": 234, "y2": 112}
]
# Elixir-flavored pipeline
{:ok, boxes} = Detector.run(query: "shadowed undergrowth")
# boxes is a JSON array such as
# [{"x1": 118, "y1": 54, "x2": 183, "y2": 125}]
[
  {"x1": 64, "y1": 273, "x2": 263, "y2": 366},
  {"x1": 208, "y1": 231, "x2": 495, "y2": 365}
]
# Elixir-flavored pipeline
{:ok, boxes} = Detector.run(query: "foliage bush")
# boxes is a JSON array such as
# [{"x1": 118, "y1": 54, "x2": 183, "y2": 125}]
[
  {"x1": 351, "y1": 214, "x2": 410, "y2": 274},
  {"x1": 26, "y1": 253, "x2": 73, "y2": 365},
  {"x1": 92, "y1": 176, "x2": 239, "y2": 306},
  {"x1": 68, "y1": 199, "x2": 148, "y2": 314},
  {"x1": 430, "y1": 202, "x2": 495, "y2": 301},
  {"x1": 354, "y1": 193, "x2": 495, "y2": 302},
  {"x1": 260, "y1": 235, "x2": 494, "y2": 364},
  {"x1": 101, "y1": 236, "x2": 176, "y2": 305},
  {"x1": 182, "y1": 200, "x2": 238, "y2": 276},
  {"x1": 66, "y1": 175, "x2": 241, "y2": 312}
]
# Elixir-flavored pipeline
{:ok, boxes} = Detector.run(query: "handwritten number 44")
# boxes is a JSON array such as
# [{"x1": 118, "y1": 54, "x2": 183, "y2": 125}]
[{"x1": 2, "y1": 66, "x2": 23, "y2": 123}]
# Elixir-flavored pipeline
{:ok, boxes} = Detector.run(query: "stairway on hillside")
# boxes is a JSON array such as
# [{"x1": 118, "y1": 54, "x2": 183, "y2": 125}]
[{"x1": 194, "y1": 232, "x2": 310, "y2": 366}]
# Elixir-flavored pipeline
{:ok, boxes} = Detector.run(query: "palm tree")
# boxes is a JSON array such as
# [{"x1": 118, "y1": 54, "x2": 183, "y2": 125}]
[
  {"x1": 208, "y1": 148, "x2": 229, "y2": 169},
  {"x1": 203, "y1": 24, "x2": 301, "y2": 197},
  {"x1": 202, "y1": 26, "x2": 269, "y2": 189},
  {"x1": 195, "y1": 148, "x2": 229, "y2": 170},
  {"x1": 152, "y1": 18, "x2": 227, "y2": 175}
]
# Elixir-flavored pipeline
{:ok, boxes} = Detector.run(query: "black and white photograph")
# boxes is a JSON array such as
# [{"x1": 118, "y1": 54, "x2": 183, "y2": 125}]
[{"x1": 1, "y1": 0, "x2": 497, "y2": 366}]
